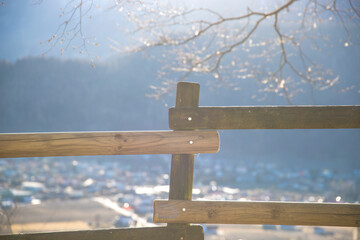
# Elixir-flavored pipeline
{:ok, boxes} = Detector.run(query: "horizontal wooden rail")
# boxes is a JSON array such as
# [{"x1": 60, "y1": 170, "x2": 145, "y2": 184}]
[
  {"x1": 0, "y1": 131, "x2": 219, "y2": 158},
  {"x1": 154, "y1": 200, "x2": 360, "y2": 227},
  {"x1": 169, "y1": 106, "x2": 360, "y2": 129},
  {"x1": 0, "y1": 226, "x2": 204, "y2": 240}
]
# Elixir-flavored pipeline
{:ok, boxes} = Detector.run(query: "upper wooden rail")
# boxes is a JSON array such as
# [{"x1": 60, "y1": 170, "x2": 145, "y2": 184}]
[
  {"x1": 154, "y1": 200, "x2": 360, "y2": 227},
  {"x1": 169, "y1": 106, "x2": 360, "y2": 130},
  {"x1": 0, "y1": 131, "x2": 219, "y2": 158},
  {"x1": 0, "y1": 226, "x2": 204, "y2": 240}
]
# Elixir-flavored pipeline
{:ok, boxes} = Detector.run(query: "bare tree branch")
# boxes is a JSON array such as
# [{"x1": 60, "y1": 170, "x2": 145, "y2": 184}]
[{"x1": 42, "y1": 0, "x2": 360, "y2": 102}]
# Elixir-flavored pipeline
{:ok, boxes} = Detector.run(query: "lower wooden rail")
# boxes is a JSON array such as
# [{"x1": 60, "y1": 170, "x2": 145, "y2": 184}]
[
  {"x1": 0, "y1": 226, "x2": 204, "y2": 240},
  {"x1": 154, "y1": 200, "x2": 360, "y2": 227},
  {"x1": 0, "y1": 131, "x2": 219, "y2": 158}
]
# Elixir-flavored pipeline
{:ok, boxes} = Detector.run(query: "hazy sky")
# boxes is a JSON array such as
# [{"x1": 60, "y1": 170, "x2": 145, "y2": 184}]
[
  {"x1": 0, "y1": 0, "x2": 126, "y2": 61},
  {"x1": 0, "y1": 0, "x2": 308, "y2": 61}
]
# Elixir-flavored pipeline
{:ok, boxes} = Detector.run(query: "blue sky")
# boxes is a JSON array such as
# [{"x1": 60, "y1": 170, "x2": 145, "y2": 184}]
[
  {"x1": 0, "y1": 0, "x2": 307, "y2": 61},
  {"x1": 0, "y1": 0, "x2": 126, "y2": 61}
]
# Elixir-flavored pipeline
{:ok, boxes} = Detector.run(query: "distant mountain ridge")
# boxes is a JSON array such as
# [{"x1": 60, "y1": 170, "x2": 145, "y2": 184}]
[{"x1": 0, "y1": 55, "x2": 359, "y2": 169}]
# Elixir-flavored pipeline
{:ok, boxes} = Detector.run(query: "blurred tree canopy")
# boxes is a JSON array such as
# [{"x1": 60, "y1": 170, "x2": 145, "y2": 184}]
[{"x1": 13, "y1": 0, "x2": 360, "y2": 103}]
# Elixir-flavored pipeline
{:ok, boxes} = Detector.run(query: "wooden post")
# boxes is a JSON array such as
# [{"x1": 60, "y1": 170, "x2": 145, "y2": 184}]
[{"x1": 168, "y1": 82, "x2": 201, "y2": 237}]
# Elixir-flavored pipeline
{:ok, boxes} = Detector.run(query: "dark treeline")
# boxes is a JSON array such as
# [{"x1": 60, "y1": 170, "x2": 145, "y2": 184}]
[
  {"x1": 0, "y1": 55, "x2": 168, "y2": 132},
  {"x1": 0, "y1": 53, "x2": 359, "y2": 170}
]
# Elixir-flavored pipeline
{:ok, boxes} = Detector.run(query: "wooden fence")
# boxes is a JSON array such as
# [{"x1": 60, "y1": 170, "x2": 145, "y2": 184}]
[{"x1": 0, "y1": 82, "x2": 359, "y2": 239}]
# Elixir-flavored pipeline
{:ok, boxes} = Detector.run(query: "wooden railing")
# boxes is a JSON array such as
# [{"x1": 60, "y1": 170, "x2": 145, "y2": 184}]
[
  {"x1": 0, "y1": 82, "x2": 359, "y2": 239},
  {"x1": 0, "y1": 131, "x2": 219, "y2": 158}
]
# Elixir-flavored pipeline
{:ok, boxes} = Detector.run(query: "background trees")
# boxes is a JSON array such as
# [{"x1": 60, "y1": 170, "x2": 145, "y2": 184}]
[{"x1": 41, "y1": 0, "x2": 360, "y2": 103}]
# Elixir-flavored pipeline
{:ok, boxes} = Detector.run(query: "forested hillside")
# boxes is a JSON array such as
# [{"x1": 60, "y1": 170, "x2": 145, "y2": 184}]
[{"x1": 0, "y1": 54, "x2": 359, "y2": 169}]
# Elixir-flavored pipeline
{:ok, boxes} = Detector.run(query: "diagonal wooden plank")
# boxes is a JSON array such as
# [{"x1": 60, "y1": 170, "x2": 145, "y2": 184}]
[
  {"x1": 169, "y1": 106, "x2": 360, "y2": 130},
  {"x1": 154, "y1": 200, "x2": 360, "y2": 227},
  {"x1": 0, "y1": 130, "x2": 219, "y2": 158},
  {"x1": 0, "y1": 226, "x2": 204, "y2": 240}
]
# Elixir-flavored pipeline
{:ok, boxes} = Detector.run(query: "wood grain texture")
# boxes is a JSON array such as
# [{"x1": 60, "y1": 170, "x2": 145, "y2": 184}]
[
  {"x1": 169, "y1": 106, "x2": 360, "y2": 130},
  {"x1": 0, "y1": 226, "x2": 204, "y2": 240},
  {"x1": 154, "y1": 200, "x2": 360, "y2": 227},
  {"x1": 169, "y1": 154, "x2": 195, "y2": 200},
  {"x1": 0, "y1": 131, "x2": 219, "y2": 158},
  {"x1": 168, "y1": 82, "x2": 200, "y2": 229}
]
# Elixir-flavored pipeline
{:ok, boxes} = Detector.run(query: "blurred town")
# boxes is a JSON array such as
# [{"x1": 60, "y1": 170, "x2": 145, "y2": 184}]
[{"x1": 0, "y1": 156, "x2": 359, "y2": 239}]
